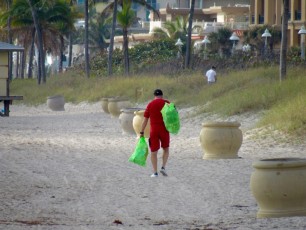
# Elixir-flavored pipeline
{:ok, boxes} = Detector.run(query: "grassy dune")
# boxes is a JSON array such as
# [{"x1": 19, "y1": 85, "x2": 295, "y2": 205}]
[{"x1": 10, "y1": 66, "x2": 306, "y2": 136}]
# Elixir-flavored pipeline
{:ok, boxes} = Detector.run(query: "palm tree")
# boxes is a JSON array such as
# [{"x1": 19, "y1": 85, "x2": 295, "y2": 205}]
[
  {"x1": 0, "y1": 0, "x2": 13, "y2": 80},
  {"x1": 64, "y1": 0, "x2": 82, "y2": 68},
  {"x1": 116, "y1": 0, "x2": 135, "y2": 75},
  {"x1": 185, "y1": 0, "x2": 195, "y2": 69},
  {"x1": 67, "y1": 0, "x2": 78, "y2": 68},
  {"x1": 82, "y1": 0, "x2": 99, "y2": 78},
  {"x1": 88, "y1": 8, "x2": 111, "y2": 50},
  {"x1": 84, "y1": 0, "x2": 90, "y2": 78},
  {"x1": 152, "y1": 16, "x2": 188, "y2": 40},
  {"x1": 1, "y1": 0, "x2": 75, "y2": 83},
  {"x1": 107, "y1": 0, "x2": 117, "y2": 76},
  {"x1": 152, "y1": 15, "x2": 200, "y2": 61},
  {"x1": 25, "y1": 0, "x2": 46, "y2": 84},
  {"x1": 104, "y1": 0, "x2": 159, "y2": 76},
  {"x1": 280, "y1": 0, "x2": 289, "y2": 81}
]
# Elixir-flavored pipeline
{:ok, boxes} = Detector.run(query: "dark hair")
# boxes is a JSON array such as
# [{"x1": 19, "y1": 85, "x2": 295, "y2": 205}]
[
  {"x1": 212, "y1": 66, "x2": 216, "y2": 69},
  {"x1": 154, "y1": 89, "x2": 163, "y2": 96}
]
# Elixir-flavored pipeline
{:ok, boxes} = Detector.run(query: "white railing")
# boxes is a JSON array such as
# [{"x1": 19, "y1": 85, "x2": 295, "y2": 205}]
[{"x1": 144, "y1": 20, "x2": 250, "y2": 34}]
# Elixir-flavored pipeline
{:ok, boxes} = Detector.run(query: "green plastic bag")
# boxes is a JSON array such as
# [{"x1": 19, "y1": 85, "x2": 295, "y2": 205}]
[
  {"x1": 128, "y1": 137, "x2": 149, "y2": 167},
  {"x1": 161, "y1": 102, "x2": 180, "y2": 135}
]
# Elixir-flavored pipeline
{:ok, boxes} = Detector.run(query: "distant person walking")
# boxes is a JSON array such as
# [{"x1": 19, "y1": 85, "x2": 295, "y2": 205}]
[
  {"x1": 140, "y1": 89, "x2": 170, "y2": 178},
  {"x1": 205, "y1": 66, "x2": 217, "y2": 84}
]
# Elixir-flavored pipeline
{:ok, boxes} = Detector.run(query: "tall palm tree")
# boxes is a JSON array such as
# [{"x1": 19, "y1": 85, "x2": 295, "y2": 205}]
[
  {"x1": 84, "y1": 0, "x2": 90, "y2": 78},
  {"x1": 0, "y1": 0, "x2": 13, "y2": 80},
  {"x1": 67, "y1": 0, "x2": 78, "y2": 68},
  {"x1": 152, "y1": 15, "x2": 200, "y2": 61},
  {"x1": 152, "y1": 16, "x2": 188, "y2": 40},
  {"x1": 185, "y1": 0, "x2": 195, "y2": 69},
  {"x1": 105, "y1": 0, "x2": 159, "y2": 76},
  {"x1": 64, "y1": 0, "x2": 81, "y2": 68},
  {"x1": 1, "y1": 0, "x2": 75, "y2": 83},
  {"x1": 88, "y1": 8, "x2": 111, "y2": 50},
  {"x1": 117, "y1": 0, "x2": 135, "y2": 76},
  {"x1": 107, "y1": 0, "x2": 117, "y2": 76},
  {"x1": 25, "y1": 0, "x2": 46, "y2": 84},
  {"x1": 280, "y1": 0, "x2": 289, "y2": 81}
]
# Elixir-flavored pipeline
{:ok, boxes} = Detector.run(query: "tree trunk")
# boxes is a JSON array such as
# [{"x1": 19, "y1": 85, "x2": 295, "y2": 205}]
[
  {"x1": 20, "y1": 50, "x2": 26, "y2": 79},
  {"x1": 68, "y1": 33, "x2": 72, "y2": 67},
  {"x1": 7, "y1": 0, "x2": 13, "y2": 81},
  {"x1": 59, "y1": 36, "x2": 64, "y2": 73},
  {"x1": 185, "y1": 0, "x2": 195, "y2": 69},
  {"x1": 84, "y1": 0, "x2": 90, "y2": 78},
  {"x1": 123, "y1": 28, "x2": 129, "y2": 76},
  {"x1": 15, "y1": 52, "x2": 19, "y2": 78},
  {"x1": 27, "y1": 28, "x2": 35, "y2": 79},
  {"x1": 37, "y1": 48, "x2": 41, "y2": 84},
  {"x1": 68, "y1": 0, "x2": 73, "y2": 68},
  {"x1": 280, "y1": 0, "x2": 289, "y2": 81},
  {"x1": 108, "y1": 0, "x2": 118, "y2": 76},
  {"x1": 26, "y1": 0, "x2": 46, "y2": 84}
]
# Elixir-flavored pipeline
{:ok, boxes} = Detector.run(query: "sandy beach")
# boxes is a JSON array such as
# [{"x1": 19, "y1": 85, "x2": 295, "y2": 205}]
[{"x1": 0, "y1": 102, "x2": 306, "y2": 230}]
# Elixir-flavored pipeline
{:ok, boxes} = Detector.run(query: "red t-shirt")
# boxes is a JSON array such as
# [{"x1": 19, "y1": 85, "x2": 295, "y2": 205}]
[{"x1": 144, "y1": 98, "x2": 169, "y2": 126}]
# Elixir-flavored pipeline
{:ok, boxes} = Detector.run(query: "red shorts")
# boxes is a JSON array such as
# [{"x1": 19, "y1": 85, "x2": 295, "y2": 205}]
[{"x1": 149, "y1": 124, "x2": 170, "y2": 152}]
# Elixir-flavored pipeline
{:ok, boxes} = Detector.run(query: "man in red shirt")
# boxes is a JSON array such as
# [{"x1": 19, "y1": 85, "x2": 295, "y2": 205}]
[{"x1": 140, "y1": 89, "x2": 170, "y2": 177}]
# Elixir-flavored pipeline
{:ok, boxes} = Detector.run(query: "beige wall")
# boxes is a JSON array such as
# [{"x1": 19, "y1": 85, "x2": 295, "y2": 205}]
[
  {"x1": 0, "y1": 52, "x2": 8, "y2": 79},
  {"x1": 251, "y1": 0, "x2": 305, "y2": 47},
  {"x1": 0, "y1": 52, "x2": 8, "y2": 96}
]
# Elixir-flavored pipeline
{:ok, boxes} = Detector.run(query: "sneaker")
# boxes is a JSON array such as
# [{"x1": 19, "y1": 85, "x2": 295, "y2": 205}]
[
  {"x1": 150, "y1": 172, "x2": 158, "y2": 178},
  {"x1": 160, "y1": 167, "x2": 168, "y2": 176}
]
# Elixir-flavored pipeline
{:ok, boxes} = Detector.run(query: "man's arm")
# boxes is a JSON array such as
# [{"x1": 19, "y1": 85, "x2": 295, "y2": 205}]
[{"x1": 140, "y1": 117, "x2": 149, "y2": 136}]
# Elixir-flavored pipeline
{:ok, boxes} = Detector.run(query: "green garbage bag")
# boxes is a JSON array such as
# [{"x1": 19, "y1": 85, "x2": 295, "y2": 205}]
[
  {"x1": 128, "y1": 137, "x2": 149, "y2": 167},
  {"x1": 161, "y1": 102, "x2": 180, "y2": 135}
]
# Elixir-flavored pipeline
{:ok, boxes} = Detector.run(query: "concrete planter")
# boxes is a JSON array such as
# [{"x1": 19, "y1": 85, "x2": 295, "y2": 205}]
[
  {"x1": 101, "y1": 97, "x2": 113, "y2": 114},
  {"x1": 107, "y1": 97, "x2": 131, "y2": 118},
  {"x1": 119, "y1": 108, "x2": 144, "y2": 135},
  {"x1": 200, "y1": 121, "x2": 242, "y2": 159},
  {"x1": 250, "y1": 158, "x2": 306, "y2": 218},
  {"x1": 47, "y1": 95, "x2": 65, "y2": 111},
  {"x1": 133, "y1": 110, "x2": 150, "y2": 138}
]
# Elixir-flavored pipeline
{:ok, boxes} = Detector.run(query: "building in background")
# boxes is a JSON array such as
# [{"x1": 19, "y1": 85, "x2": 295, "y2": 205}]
[{"x1": 250, "y1": 0, "x2": 306, "y2": 47}]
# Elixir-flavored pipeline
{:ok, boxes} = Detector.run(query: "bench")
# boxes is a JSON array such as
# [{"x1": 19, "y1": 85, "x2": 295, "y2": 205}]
[{"x1": 0, "y1": 96, "x2": 23, "y2": 117}]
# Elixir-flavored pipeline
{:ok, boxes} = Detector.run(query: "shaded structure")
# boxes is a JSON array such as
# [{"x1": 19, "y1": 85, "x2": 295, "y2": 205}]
[{"x1": 0, "y1": 42, "x2": 24, "y2": 117}]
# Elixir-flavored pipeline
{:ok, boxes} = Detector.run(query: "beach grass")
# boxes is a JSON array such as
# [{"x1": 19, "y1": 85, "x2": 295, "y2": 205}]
[{"x1": 10, "y1": 65, "x2": 306, "y2": 136}]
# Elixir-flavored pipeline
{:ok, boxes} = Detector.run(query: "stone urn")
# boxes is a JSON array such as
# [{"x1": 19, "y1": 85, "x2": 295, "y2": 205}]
[
  {"x1": 101, "y1": 97, "x2": 113, "y2": 114},
  {"x1": 47, "y1": 95, "x2": 65, "y2": 111},
  {"x1": 119, "y1": 108, "x2": 144, "y2": 135},
  {"x1": 250, "y1": 158, "x2": 306, "y2": 218},
  {"x1": 133, "y1": 110, "x2": 150, "y2": 138},
  {"x1": 107, "y1": 97, "x2": 132, "y2": 118},
  {"x1": 199, "y1": 121, "x2": 243, "y2": 159}
]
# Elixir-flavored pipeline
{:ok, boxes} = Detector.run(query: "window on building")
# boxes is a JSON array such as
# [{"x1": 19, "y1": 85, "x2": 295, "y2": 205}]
[
  {"x1": 145, "y1": 0, "x2": 158, "y2": 21},
  {"x1": 194, "y1": 0, "x2": 203, "y2": 8}
]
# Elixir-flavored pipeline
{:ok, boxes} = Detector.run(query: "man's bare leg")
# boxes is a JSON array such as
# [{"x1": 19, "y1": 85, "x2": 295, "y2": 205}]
[
  {"x1": 162, "y1": 147, "x2": 169, "y2": 168},
  {"x1": 151, "y1": 151, "x2": 158, "y2": 175},
  {"x1": 160, "y1": 148, "x2": 169, "y2": 176}
]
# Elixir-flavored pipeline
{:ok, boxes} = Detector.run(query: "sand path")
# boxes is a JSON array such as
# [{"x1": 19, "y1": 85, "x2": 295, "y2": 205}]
[{"x1": 0, "y1": 103, "x2": 305, "y2": 229}]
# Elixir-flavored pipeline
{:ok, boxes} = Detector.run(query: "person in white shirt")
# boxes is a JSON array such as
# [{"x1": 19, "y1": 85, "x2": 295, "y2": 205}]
[{"x1": 205, "y1": 66, "x2": 217, "y2": 84}]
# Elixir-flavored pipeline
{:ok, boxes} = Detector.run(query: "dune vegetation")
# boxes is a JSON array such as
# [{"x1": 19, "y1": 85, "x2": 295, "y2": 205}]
[{"x1": 10, "y1": 65, "x2": 306, "y2": 136}]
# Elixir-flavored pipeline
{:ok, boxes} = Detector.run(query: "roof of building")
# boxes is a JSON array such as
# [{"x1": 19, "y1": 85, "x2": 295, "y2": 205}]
[{"x1": 0, "y1": 42, "x2": 24, "y2": 51}]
